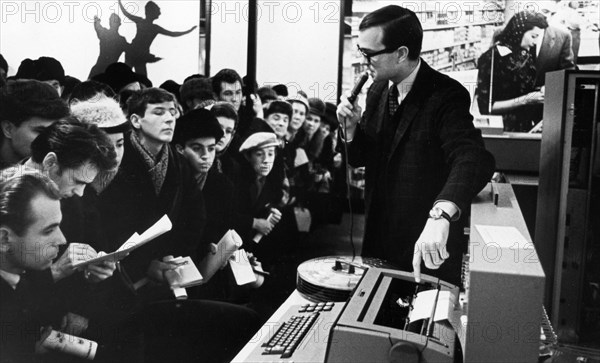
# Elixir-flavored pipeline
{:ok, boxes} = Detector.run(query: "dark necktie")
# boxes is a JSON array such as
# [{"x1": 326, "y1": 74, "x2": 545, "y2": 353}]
[{"x1": 388, "y1": 84, "x2": 399, "y2": 117}]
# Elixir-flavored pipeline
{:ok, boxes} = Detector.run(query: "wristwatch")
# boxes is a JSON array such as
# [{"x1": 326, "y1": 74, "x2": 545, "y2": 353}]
[{"x1": 429, "y1": 207, "x2": 452, "y2": 223}]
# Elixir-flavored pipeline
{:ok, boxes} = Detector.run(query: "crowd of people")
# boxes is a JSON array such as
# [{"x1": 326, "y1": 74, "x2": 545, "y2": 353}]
[
  {"x1": 0, "y1": 39, "x2": 348, "y2": 361},
  {"x1": 7, "y1": 1, "x2": 590, "y2": 361}
]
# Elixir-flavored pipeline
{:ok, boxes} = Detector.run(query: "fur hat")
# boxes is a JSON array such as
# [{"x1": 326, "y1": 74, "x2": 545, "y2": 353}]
[
  {"x1": 179, "y1": 77, "x2": 215, "y2": 111},
  {"x1": 15, "y1": 57, "x2": 65, "y2": 84},
  {"x1": 308, "y1": 97, "x2": 325, "y2": 117},
  {"x1": 173, "y1": 108, "x2": 224, "y2": 145},
  {"x1": 239, "y1": 132, "x2": 279, "y2": 153},
  {"x1": 70, "y1": 95, "x2": 129, "y2": 134},
  {"x1": 287, "y1": 93, "x2": 309, "y2": 113},
  {"x1": 264, "y1": 100, "x2": 293, "y2": 120},
  {"x1": 322, "y1": 102, "x2": 339, "y2": 131},
  {"x1": 92, "y1": 62, "x2": 152, "y2": 93}
]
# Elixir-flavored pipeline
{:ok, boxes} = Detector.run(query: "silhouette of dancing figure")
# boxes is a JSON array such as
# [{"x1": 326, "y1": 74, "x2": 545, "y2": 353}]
[
  {"x1": 119, "y1": 0, "x2": 197, "y2": 76},
  {"x1": 89, "y1": 13, "x2": 129, "y2": 79}
]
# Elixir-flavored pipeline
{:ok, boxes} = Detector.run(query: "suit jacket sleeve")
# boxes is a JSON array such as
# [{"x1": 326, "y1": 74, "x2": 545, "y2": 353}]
[
  {"x1": 434, "y1": 84, "x2": 496, "y2": 213},
  {"x1": 558, "y1": 30, "x2": 575, "y2": 71}
]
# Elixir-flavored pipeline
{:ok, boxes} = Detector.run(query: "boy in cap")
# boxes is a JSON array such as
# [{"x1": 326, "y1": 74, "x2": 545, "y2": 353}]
[
  {"x1": 263, "y1": 100, "x2": 292, "y2": 142},
  {"x1": 0, "y1": 80, "x2": 70, "y2": 167},
  {"x1": 237, "y1": 132, "x2": 283, "y2": 247},
  {"x1": 286, "y1": 93, "x2": 309, "y2": 143}
]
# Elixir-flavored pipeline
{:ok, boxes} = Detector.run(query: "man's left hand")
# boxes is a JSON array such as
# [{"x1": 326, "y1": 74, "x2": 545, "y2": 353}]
[
  {"x1": 83, "y1": 252, "x2": 116, "y2": 283},
  {"x1": 51, "y1": 243, "x2": 97, "y2": 282},
  {"x1": 412, "y1": 218, "x2": 450, "y2": 283}
]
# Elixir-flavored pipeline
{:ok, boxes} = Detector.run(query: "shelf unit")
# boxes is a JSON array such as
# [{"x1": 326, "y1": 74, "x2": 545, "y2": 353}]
[
  {"x1": 345, "y1": 0, "x2": 505, "y2": 75},
  {"x1": 535, "y1": 70, "x2": 600, "y2": 343}
]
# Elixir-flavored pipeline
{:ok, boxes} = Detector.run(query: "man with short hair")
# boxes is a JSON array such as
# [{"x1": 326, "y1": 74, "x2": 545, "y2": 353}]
[
  {"x1": 0, "y1": 80, "x2": 70, "y2": 167},
  {"x1": 0, "y1": 171, "x2": 67, "y2": 362},
  {"x1": 337, "y1": 5, "x2": 495, "y2": 285},
  {"x1": 212, "y1": 68, "x2": 243, "y2": 111},
  {"x1": 19, "y1": 119, "x2": 118, "y2": 284},
  {"x1": 98, "y1": 87, "x2": 205, "y2": 287},
  {"x1": 0, "y1": 170, "x2": 115, "y2": 362},
  {"x1": 23, "y1": 119, "x2": 117, "y2": 199}
]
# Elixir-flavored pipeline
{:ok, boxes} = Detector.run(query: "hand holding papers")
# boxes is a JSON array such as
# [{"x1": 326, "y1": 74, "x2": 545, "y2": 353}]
[
  {"x1": 199, "y1": 229, "x2": 243, "y2": 282},
  {"x1": 164, "y1": 256, "x2": 203, "y2": 288},
  {"x1": 72, "y1": 215, "x2": 172, "y2": 269}
]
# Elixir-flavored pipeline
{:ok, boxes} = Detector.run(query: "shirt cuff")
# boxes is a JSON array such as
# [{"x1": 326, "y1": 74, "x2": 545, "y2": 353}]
[{"x1": 434, "y1": 200, "x2": 461, "y2": 221}]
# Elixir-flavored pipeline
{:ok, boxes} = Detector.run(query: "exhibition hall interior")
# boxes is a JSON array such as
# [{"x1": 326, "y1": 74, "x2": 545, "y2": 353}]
[{"x1": 1, "y1": 0, "x2": 600, "y2": 362}]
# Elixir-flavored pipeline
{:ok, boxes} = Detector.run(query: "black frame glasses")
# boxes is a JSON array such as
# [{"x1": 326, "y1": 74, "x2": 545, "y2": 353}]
[{"x1": 357, "y1": 45, "x2": 397, "y2": 63}]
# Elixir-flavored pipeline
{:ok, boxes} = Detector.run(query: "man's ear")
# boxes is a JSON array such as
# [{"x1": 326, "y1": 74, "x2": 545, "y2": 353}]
[
  {"x1": 1, "y1": 120, "x2": 14, "y2": 139},
  {"x1": 397, "y1": 46, "x2": 409, "y2": 63},
  {"x1": 130, "y1": 113, "x2": 141, "y2": 129},
  {"x1": 175, "y1": 144, "x2": 184, "y2": 154},
  {"x1": 42, "y1": 152, "x2": 59, "y2": 173}
]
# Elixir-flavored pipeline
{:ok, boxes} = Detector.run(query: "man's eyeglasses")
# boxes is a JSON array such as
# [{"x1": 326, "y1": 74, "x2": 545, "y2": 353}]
[{"x1": 357, "y1": 45, "x2": 397, "y2": 63}]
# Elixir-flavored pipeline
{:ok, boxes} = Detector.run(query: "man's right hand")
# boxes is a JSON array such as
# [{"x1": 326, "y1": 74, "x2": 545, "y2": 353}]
[
  {"x1": 336, "y1": 93, "x2": 362, "y2": 140},
  {"x1": 253, "y1": 218, "x2": 274, "y2": 236}
]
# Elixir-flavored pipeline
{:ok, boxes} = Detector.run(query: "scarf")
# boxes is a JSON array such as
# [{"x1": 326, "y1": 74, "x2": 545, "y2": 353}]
[{"x1": 130, "y1": 131, "x2": 169, "y2": 195}]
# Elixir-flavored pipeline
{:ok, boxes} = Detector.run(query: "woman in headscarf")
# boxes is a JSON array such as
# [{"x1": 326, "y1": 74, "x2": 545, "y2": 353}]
[{"x1": 476, "y1": 11, "x2": 548, "y2": 132}]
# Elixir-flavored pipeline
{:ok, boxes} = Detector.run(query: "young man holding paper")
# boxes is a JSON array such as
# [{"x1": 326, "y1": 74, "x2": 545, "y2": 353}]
[
  {"x1": 97, "y1": 88, "x2": 206, "y2": 293},
  {"x1": 0, "y1": 170, "x2": 115, "y2": 362},
  {"x1": 97, "y1": 88, "x2": 259, "y2": 363}
]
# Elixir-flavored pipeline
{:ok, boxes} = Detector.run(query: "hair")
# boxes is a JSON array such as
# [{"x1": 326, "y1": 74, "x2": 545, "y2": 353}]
[
  {"x1": 0, "y1": 54, "x2": 7, "y2": 74},
  {"x1": 145, "y1": 1, "x2": 160, "y2": 17},
  {"x1": 323, "y1": 102, "x2": 339, "y2": 132},
  {"x1": 359, "y1": 5, "x2": 423, "y2": 60},
  {"x1": 0, "y1": 79, "x2": 70, "y2": 127},
  {"x1": 0, "y1": 167, "x2": 60, "y2": 236},
  {"x1": 210, "y1": 102, "x2": 238, "y2": 124},
  {"x1": 257, "y1": 86, "x2": 278, "y2": 104},
  {"x1": 30, "y1": 118, "x2": 117, "y2": 173},
  {"x1": 173, "y1": 109, "x2": 224, "y2": 146},
  {"x1": 183, "y1": 74, "x2": 206, "y2": 84},
  {"x1": 498, "y1": 11, "x2": 548, "y2": 50},
  {"x1": 69, "y1": 80, "x2": 117, "y2": 104},
  {"x1": 70, "y1": 96, "x2": 128, "y2": 133},
  {"x1": 179, "y1": 78, "x2": 215, "y2": 112},
  {"x1": 264, "y1": 100, "x2": 293, "y2": 120},
  {"x1": 272, "y1": 84, "x2": 289, "y2": 97},
  {"x1": 211, "y1": 68, "x2": 242, "y2": 95},
  {"x1": 60, "y1": 75, "x2": 82, "y2": 101},
  {"x1": 126, "y1": 87, "x2": 177, "y2": 118},
  {"x1": 109, "y1": 13, "x2": 121, "y2": 26},
  {"x1": 159, "y1": 80, "x2": 181, "y2": 103}
]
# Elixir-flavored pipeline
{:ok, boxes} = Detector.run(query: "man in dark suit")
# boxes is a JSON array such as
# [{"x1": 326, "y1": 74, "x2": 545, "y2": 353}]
[{"x1": 337, "y1": 5, "x2": 495, "y2": 286}]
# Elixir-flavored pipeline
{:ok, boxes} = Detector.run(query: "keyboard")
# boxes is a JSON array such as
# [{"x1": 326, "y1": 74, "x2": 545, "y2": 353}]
[
  {"x1": 241, "y1": 302, "x2": 343, "y2": 362},
  {"x1": 261, "y1": 311, "x2": 319, "y2": 358}
]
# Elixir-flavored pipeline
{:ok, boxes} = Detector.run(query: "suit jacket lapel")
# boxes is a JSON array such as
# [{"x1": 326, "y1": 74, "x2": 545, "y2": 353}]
[
  {"x1": 537, "y1": 28, "x2": 556, "y2": 68},
  {"x1": 386, "y1": 61, "x2": 431, "y2": 165}
]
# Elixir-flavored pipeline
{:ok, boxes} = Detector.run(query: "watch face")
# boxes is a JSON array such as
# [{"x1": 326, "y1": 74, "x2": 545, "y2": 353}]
[{"x1": 430, "y1": 208, "x2": 441, "y2": 219}]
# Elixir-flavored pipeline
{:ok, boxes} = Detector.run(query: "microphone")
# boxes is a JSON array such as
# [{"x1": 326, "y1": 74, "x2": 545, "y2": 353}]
[{"x1": 347, "y1": 71, "x2": 369, "y2": 105}]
